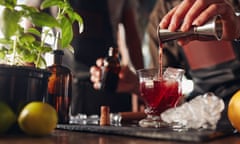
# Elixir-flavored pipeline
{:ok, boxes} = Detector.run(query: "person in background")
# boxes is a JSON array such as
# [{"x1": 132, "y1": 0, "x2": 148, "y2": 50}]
[
  {"x1": 90, "y1": 0, "x2": 240, "y2": 104},
  {"x1": 90, "y1": 1, "x2": 240, "y2": 128},
  {"x1": 147, "y1": 0, "x2": 240, "y2": 102},
  {"x1": 24, "y1": 0, "x2": 144, "y2": 115},
  {"x1": 136, "y1": 0, "x2": 157, "y2": 39}
]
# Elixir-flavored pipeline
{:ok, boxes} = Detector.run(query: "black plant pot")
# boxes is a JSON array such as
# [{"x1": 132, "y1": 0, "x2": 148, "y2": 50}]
[{"x1": 0, "y1": 64, "x2": 51, "y2": 114}]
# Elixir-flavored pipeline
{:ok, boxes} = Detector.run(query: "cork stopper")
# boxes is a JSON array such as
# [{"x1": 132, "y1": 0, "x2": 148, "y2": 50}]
[{"x1": 100, "y1": 106, "x2": 110, "y2": 126}]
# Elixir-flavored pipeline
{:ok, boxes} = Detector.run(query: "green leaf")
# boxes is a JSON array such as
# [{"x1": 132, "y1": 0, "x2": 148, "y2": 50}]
[
  {"x1": 26, "y1": 28, "x2": 42, "y2": 37},
  {"x1": 60, "y1": 17, "x2": 73, "y2": 48},
  {"x1": 18, "y1": 4, "x2": 39, "y2": 14},
  {"x1": 40, "y1": 0, "x2": 66, "y2": 10},
  {"x1": 19, "y1": 34, "x2": 36, "y2": 44},
  {"x1": 39, "y1": 45, "x2": 52, "y2": 53},
  {"x1": 35, "y1": 56, "x2": 47, "y2": 68},
  {"x1": 0, "y1": 38, "x2": 12, "y2": 45},
  {"x1": 30, "y1": 12, "x2": 60, "y2": 28},
  {"x1": 66, "y1": 9, "x2": 84, "y2": 34},
  {"x1": 0, "y1": 8, "x2": 21, "y2": 39},
  {"x1": 0, "y1": 0, "x2": 17, "y2": 8},
  {"x1": 30, "y1": 41, "x2": 41, "y2": 50},
  {"x1": 22, "y1": 51, "x2": 37, "y2": 62},
  {"x1": 0, "y1": 46, "x2": 8, "y2": 59},
  {"x1": 0, "y1": 51, "x2": 6, "y2": 59},
  {"x1": 74, "y1": 12, "x2": 84, "y2": 33}
]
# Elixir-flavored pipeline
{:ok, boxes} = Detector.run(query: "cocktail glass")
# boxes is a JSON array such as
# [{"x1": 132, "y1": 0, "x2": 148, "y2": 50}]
[{"x1": 137, "y1": 67, "x2": 185, "y2": 128}]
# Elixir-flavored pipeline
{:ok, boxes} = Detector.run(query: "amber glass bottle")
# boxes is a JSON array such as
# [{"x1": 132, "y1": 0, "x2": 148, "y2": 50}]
[
  {"x1": 100, "y1": 47, "x2": 121, "y2": 93},
  {"x1": 47, "y1": 33, "x2": 72, "y2": 124}
]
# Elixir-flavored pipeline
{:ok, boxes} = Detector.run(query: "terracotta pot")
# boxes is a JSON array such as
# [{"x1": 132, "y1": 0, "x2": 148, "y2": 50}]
[{"x1": 0, "y1": 64, "x2": 51, "y2": 114}]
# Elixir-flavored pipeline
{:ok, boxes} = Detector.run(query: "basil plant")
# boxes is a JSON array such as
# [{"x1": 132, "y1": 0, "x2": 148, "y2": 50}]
[{"x1": 0, "y1": 0, "x2": 83, "y2": 68}]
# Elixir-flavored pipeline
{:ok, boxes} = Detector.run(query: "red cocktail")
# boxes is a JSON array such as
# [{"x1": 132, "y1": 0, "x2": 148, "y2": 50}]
[
  {"x1": 137, "y1": 67, "x2": 184, "y2": 128},
  {"x1": 140, "y1": 80, "x2": 181, "y2": 115}
]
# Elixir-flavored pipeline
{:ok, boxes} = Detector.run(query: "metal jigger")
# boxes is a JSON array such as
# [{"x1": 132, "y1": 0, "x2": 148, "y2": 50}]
[{"x1": 157, "y1": 15, "x2": 223, "y2": 43}]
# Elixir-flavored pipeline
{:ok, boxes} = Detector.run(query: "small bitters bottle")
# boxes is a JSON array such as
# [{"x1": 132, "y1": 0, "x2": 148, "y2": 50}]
[
  {"x1": 100, "y1": 47, "x2": 121, "y2": 93},
  {"x1": 47, "y1": 32, "x2": 72, "y2": 124}
]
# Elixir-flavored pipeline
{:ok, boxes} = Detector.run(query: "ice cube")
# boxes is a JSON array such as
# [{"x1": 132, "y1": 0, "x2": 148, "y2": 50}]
[
  {"x1": 161, "y1": 92, "x2": 225, "y2": 130},
  {"x1": 163, "y1": 67, "x2": 185, "y2": 80},
  {"x1": 144, "y1": 80, "x2": 154, "y2": 88}
]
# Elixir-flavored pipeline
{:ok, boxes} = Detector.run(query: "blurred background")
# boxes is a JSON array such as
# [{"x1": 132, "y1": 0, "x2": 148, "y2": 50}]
[{"x1": 0, "y1": 0, "x2": 193, "y2": 99}]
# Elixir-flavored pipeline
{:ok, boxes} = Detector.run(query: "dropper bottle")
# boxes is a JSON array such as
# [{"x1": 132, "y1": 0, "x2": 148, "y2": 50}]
[{"x1": 47, "y1": 32, "x2": 72, "y2": 124}]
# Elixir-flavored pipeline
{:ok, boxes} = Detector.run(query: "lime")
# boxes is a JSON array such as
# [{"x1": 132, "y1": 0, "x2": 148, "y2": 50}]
[
  {"x1": 0, "y1": 101, "x2": 16, "y2": 133},
  {"x1": 18, "y1": 102, "x2": 58, "y2": 136}
]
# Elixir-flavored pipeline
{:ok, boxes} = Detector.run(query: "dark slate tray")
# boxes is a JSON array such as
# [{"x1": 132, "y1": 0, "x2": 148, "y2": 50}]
[{"x1": 57, "y1": 121, "x2": 236, "y2": 142}]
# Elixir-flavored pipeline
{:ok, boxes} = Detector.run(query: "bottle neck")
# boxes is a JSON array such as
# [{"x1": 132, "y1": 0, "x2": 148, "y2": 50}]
[
  {"x1": 54, "y1": 55, "x2": 62, "y2": 65},
  {"x1": 108, "y1": 47, "x2": 119, "y2": 57},
  {"x1": 53, "y1": 50, "x2": 64, "y2": 65}
]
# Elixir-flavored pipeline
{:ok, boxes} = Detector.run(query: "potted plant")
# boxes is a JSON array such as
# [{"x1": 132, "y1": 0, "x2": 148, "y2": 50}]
[{"x1": 0, "y1": 0, "x2": 83, "y2": 113}]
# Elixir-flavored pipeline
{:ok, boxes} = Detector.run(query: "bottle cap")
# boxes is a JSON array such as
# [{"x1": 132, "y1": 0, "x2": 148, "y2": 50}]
[
  {"x1": 53, "y1": 50, "x2": 64, "y2": 55},
  {"x1": 100, "y1": 105, "x2": 110, "y2": 126}
]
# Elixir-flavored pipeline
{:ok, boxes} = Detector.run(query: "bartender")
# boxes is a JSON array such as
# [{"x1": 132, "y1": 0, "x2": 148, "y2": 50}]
[{"x1": 91, "y1": 0, "x2": 240, "y2": 105}]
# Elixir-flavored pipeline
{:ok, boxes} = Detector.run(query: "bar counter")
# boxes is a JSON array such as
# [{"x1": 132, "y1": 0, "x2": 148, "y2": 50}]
[{"x1": 0, "y1": 129, "x2": 239, "y2": 144}]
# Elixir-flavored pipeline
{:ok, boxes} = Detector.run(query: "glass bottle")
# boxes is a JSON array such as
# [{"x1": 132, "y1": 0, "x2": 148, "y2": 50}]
[
  {"x1": 47, "y1": 32, "x2": 72, "y2": 124},
  {"x1": 100, "y1": 47, "x2": 121, "y2": 93}
]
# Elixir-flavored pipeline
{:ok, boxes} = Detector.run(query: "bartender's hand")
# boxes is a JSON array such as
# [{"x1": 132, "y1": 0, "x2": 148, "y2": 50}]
[
  {"x1": 90, "y1": 58, "x2": 140, "y2": 95},
  {"x1": 159, "y1": 0, "x2": 240, "y2": 45}
]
